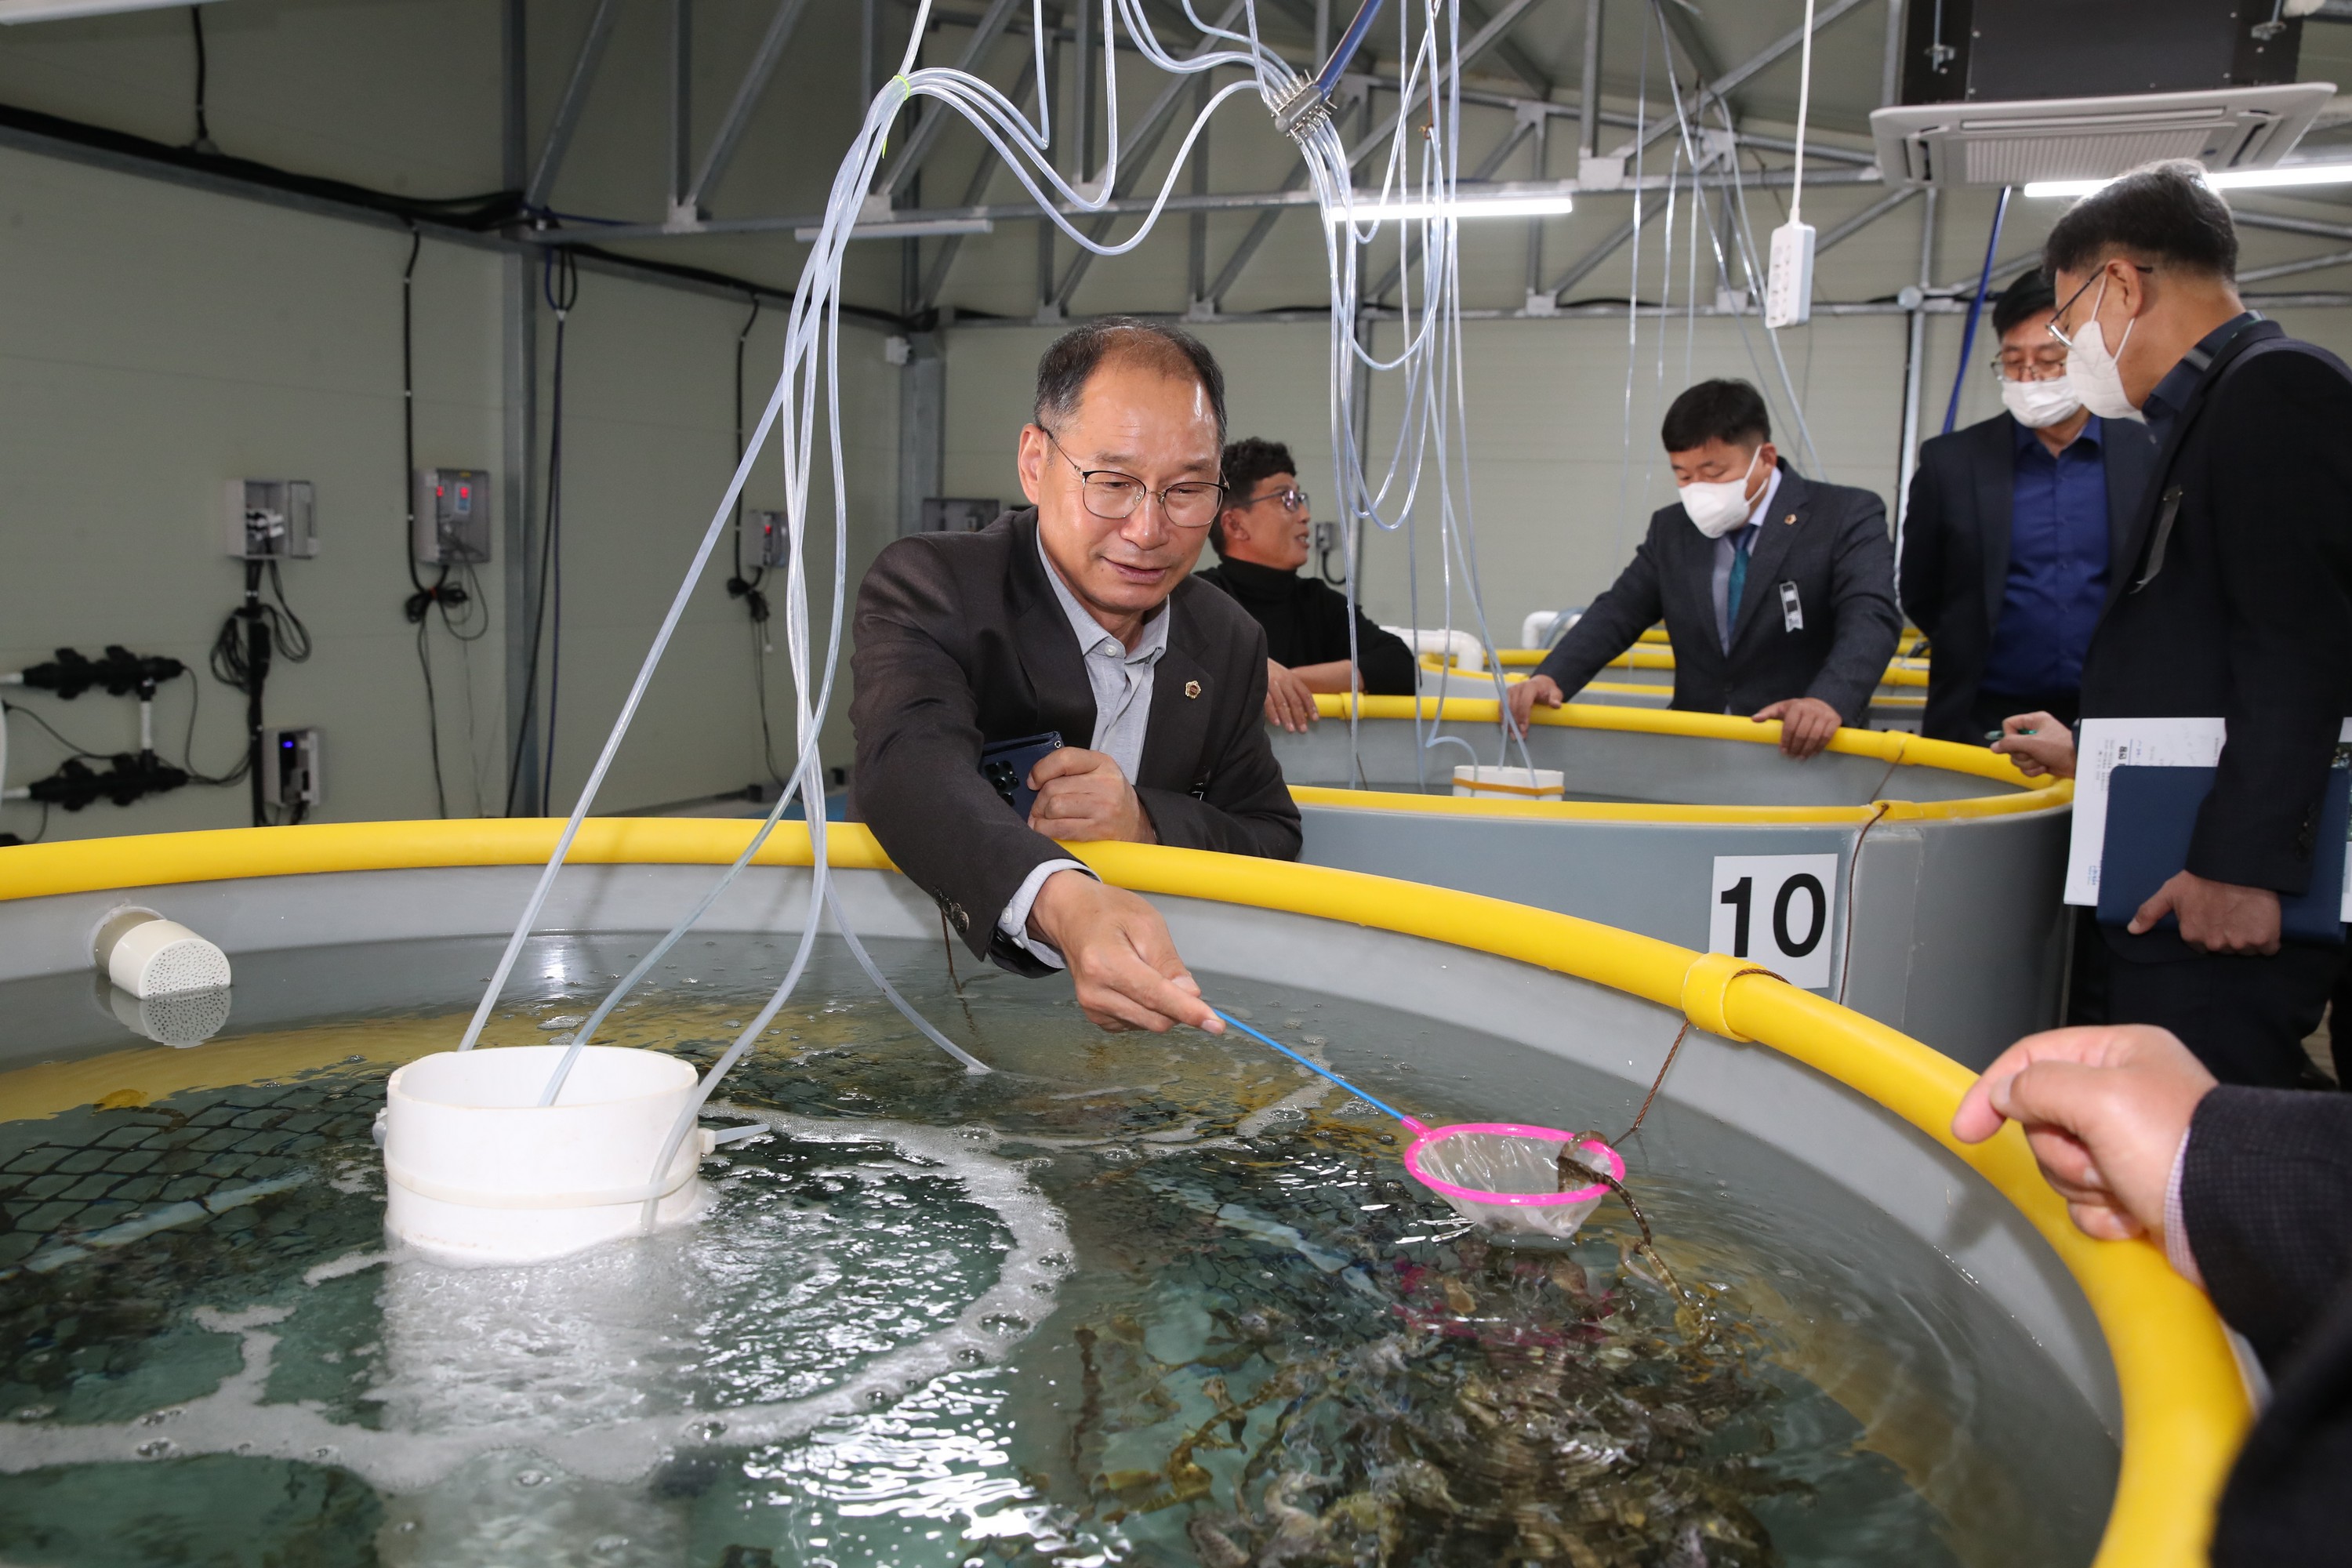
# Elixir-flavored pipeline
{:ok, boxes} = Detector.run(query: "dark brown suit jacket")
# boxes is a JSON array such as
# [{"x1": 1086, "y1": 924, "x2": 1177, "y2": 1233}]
[{"x1": 850, "y1": 507, "x2": 1301, "y2": 975}]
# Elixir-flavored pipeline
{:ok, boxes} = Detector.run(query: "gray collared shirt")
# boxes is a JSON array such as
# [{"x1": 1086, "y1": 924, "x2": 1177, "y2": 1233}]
[
  {"x1": 996, "y1": 532, "x2": 1174, "y2": 966},
  {"x1": 1036, "y1": 527, "x2": 1171, "y2": 776}
]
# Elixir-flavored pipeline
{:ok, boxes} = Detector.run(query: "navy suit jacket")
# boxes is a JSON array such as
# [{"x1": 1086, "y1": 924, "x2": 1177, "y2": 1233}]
[{"x1": 1898, "y1": 412, "x2": 2157, "y2": 743}]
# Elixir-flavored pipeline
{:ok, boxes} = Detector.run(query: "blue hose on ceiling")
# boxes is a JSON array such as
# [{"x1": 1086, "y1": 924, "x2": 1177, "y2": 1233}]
[
  {"x1": 1941, "y1": 184, "x2": 2013, "y2": 434},
  {"x1": 1314, "y1": 0, "x2": 1387, "y2": 96}
]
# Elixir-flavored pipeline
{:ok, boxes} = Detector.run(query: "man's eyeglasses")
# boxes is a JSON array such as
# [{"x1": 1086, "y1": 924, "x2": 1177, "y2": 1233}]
[
  {"x1": 1991, "y1": 349, "x2": 2069, "y2": 381},
  {"x1": 2045, "y1": 262, "x2": 2154, "y2": 350},
  {"x1": 1043, "y1": 429, "x2": 1225, "y2": 528},
  {"x1": 1240, "y1": 485, "x2": 1311, "y2": 515}
]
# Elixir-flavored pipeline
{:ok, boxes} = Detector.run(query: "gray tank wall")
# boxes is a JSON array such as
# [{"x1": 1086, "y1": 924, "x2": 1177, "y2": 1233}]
[{"x1": 1294, "y1": 802, "x2": 2071, "y2": 1069}]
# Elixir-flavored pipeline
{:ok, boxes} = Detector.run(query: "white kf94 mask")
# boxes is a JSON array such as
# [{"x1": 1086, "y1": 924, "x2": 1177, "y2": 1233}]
[
  {"x1": 2061, "y1": 276, "x2": 2144, "y2": 423},
  {"x1": 2001, "y1": 374, "x2": 2083, "y2": 430},
  {"x1": 1679, "y1": 448, "x2": 1762, "y2": 539}
]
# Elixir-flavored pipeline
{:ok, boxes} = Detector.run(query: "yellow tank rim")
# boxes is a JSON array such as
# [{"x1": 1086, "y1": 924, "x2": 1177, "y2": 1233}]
[
  {"x1": 0, "y1": 818, "x2": 2243, "y2": 1568},
  {"x1": 1298, "y1": 695, "x2": 2070, "y2": 822},
  {"x1": 1477, "y1": 645, "x2": 1933, "y2": 687}
]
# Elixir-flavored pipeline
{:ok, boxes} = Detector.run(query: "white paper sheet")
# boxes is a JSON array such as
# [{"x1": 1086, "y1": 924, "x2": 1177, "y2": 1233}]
[
  {"x1": 2062, "y1": 717, "x2": 2228, "y2": 906},
  {"x1": 2062, "y1": 717, "x2": 2352, "y2": 916}
]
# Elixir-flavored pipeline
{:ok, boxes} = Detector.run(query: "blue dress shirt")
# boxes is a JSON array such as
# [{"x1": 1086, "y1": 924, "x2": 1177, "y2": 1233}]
[{"x1": 1981, "y1": 416, "x2": 2110, "y2": 701}]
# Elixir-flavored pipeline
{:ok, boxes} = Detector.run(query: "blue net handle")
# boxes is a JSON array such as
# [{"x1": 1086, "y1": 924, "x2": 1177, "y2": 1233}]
[{"x1": 1211, "y1": 1009, "x2": 1425, "y2": 1134}]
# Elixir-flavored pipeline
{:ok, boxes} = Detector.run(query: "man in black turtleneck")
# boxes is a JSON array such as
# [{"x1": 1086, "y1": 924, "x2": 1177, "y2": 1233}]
[{"x1": 1192, "y1": 437, "x2": 1417, "y2": 731}]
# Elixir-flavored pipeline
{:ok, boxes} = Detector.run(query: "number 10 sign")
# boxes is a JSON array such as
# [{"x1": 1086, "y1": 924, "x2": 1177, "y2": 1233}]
[{"x1": 1708, "y1": 854, "x2": 1839, "y2": 989}]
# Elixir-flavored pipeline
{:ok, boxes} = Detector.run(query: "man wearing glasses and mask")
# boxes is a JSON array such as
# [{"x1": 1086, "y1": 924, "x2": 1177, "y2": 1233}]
[
  {"x1": 851, "y1": 318, "x2": 1298, "y2": 1036},
  {"x1": 1193, "y1": 437, "x2": 1419, "y2": 732},
  {"x1": 1991, "y1": 162, "x2": 2352, "y2": 1089},
  {"x1": 1900, "y1": 272, "x2": 2158, "y2": 746}
]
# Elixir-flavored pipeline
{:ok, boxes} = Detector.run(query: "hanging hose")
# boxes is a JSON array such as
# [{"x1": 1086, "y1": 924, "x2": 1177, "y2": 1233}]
[{"x1": 1942, "y1": 186, "x2": 2012, "y2": 435}]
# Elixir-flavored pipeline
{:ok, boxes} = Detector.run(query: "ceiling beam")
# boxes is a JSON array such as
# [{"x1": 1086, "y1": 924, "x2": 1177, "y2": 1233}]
[
  {"x1": 1369, "y1": 115, "x2": 1540, "y2": 299},
  {"x1": 1050, "y1": 0, "x2": 1250, "y2": 311},
  {"x1": 1543, "y1": 191, "x2": 1671, "y2": 298},
  {"x1": 1610, "y1": 0, "x2": 1874, "y2": 162},
  {"x1": 1344, "y1": 0, "x2": 1548, "y2": 173},
  {"x1": 1459, "y1": 0, "x2": 1555, "y2": 100},
  {"x1": 879, "y1": 0, "x2": 1029, "y2": 201},
  {"x1": 524, "y1": 0, "x2": 621, "y2": 210},
  {"x1": 1813, "y1": 184, "x2": 1915, "y2": 255},
  {"x1": 680, "y1": 0, "x2": 816, "y2": 215},
  {"x1": 917, "y1": 53, "x2": 1040, "y2": 312}
]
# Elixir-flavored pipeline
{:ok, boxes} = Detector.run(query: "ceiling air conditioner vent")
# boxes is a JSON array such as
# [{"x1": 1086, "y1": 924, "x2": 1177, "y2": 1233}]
[{"x1": 1871, "y1": 83, "x2": 2336, "y2": 189}]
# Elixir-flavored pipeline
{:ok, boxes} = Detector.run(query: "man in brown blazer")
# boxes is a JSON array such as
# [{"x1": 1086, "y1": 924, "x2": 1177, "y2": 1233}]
[{"x1": 851, "y1": 318, "x2": 1300, "y2": 1035}]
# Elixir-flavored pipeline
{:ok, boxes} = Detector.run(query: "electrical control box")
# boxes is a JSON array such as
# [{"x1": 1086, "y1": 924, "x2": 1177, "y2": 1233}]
[
  {"x1": 1763, "y1": 220, "x2": 1816, "y2": 329},
  {"x1": 223, "y1": 479, "x2": 319, "y2": 560},
  {"x1": 751, "y1": 509, "x2": 789, "y2": 568},
  {"x1": 414, "y1": 468, "x2": 493, "y2": 564},
  {"x1": 920, "y1": 498, "x2": 1000, "y2": 534},
  {"x1": 260, "y1": 726, "x2": 321, "y2": 808}
]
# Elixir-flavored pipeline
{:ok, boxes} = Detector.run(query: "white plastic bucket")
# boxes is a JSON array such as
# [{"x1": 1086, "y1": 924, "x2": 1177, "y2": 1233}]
[
  {"x1": 382, "y1": 1046, "x2": 713, "y2": 1265},
  {"x1": 1451, "y1": 765, "x2": 1566, "y2": 801}
]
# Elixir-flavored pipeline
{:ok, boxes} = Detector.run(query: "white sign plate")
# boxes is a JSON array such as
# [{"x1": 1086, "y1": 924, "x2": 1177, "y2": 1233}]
[{"x1": 1709, "y1": 853, "x2": 1840, "y2": 990}]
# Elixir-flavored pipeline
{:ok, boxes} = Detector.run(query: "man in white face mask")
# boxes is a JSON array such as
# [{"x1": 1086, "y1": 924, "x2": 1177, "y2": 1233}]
[
  {"x1": 1988, "y1": 160, "x2": 2352, "y2": 1091},
  {"x1": 1899, "y1": 272, "x2": 2158, "y2": 747},
  {"x1": 1509, "y1": 379, "x2": 1901, "y2": 758}
]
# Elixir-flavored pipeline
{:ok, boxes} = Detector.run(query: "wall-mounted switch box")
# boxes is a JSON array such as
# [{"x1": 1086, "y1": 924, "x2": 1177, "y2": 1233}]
[
  {"x1": 260, "y1": 726, "x2": 321, "y2": 808},
  {"x1": 752, "y1": 509, "x2": 789, "y2": 568},
  {"x1": 224, "y1": 479, "x2": 319, "y2": 559},
  {"x1": 414, "y1": 468, "x2": 492, "y2": 564}
]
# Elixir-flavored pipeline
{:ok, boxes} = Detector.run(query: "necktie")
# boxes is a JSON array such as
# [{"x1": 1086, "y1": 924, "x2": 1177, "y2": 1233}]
[{"x1": 1726, "y1": 524, "x2": 1756, "y2": 630}]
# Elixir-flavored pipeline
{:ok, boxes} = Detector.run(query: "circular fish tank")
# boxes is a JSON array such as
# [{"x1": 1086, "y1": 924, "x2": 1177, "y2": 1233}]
[
  {"x1": 0, "y1": 822, "x2": 2231, "y2": 1567},
  {"x1": 1272, "y1": 698, "x2": 2071, "y2": 1068}
]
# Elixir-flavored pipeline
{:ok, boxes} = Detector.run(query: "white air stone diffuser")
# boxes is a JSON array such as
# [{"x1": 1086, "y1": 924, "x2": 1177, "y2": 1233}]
[{"x1": 90, "y1": 905, "x2": 231, "y2": 998}]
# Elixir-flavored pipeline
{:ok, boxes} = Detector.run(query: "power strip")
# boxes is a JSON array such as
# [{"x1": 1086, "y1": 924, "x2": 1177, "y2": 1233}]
[{"x1": 1764, "y1": 220, "x2": 1817, "y2": 328}]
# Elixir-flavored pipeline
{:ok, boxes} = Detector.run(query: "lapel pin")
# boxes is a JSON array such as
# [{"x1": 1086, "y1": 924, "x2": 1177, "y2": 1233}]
[
  {"x1": 1783, "y1": 513, "x2": 1797, "y2": 524},
  {"x1": 1185, "y1": 680, "x2": 1202, "y2": 699}
]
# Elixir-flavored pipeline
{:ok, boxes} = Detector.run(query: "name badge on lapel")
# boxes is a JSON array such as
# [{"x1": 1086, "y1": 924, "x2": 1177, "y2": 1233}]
[{"x1": 1777, "y1": 582, "x2": 1803, "y2": 633}]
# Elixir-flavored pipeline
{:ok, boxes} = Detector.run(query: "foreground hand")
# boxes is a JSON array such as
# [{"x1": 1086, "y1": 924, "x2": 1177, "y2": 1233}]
[
  {"x1": 1263, "y1": 659, "x2": 1319, "y2": 732},
  {"x1": 2131, "y1": 870, "x2": 2282, "y2": 955},
  {"x1": 1752, "y1": 696, "x2": 1841, "y2": 760},
  {"x1": 1507, "y1": 673, "x2": 1564, "y2": 735},
  {"x1": 1029, "y1": 870, "x2": 1221, "y2": 1034},
  {"x1": 1028, "y1": 747, "x2": 1156, "y2": 844},
  {"x1": 1952, "y1": 1025, "x2": 2215, "y2": 1247},
  {"x1": 1991, "y1": 711, "x2": 2075, "y2": 779}
]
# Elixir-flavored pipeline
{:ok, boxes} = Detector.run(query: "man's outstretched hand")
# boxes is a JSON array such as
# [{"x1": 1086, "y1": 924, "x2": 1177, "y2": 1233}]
[
  {"x1": 1952, "y1": 1024, "x2": 2216, "y2": 1249},
  {"x1": 1506, "y1": 673, "x2": 1564, "y2": 735},
  {"x1": 1751, "y1": 696, "x2": 1841, "y2": 760},
  {"x1": 1029, "y1": 869, "x2": 1222, "y2": 1035}
]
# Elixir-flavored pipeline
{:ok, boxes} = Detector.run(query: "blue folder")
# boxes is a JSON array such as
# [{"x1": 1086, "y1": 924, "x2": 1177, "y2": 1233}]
[{"x1": 2097, "y1": 763, "x2": 2350, "y2": 946}]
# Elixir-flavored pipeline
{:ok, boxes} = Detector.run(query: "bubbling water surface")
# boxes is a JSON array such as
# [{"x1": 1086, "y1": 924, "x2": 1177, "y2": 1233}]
[{"x1": 0, "y1": 935, "x2": 2114, "y2": 1566}]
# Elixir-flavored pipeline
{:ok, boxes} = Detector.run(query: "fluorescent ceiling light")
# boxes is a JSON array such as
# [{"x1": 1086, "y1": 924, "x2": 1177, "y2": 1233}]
[
  {"x1": 1327, "y1": 194, "x2": 1575, "y2": 223},
  {"x1": 793, "y1": 219, "x2": 994, "y2": 241},
  {"x1": 2025, "y1": 162, "x2": 2352, "y2": 198},
  {"x1": 0, "y1": 0, "x2": 220, "y2": 24}
]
